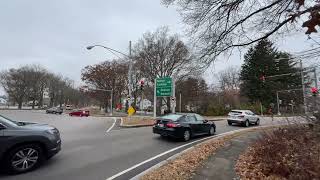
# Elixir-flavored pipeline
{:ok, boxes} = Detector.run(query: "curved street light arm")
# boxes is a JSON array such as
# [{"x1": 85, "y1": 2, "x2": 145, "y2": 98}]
[{"x1": 87, "y1": 45, "x2": 130, "y2": 58}]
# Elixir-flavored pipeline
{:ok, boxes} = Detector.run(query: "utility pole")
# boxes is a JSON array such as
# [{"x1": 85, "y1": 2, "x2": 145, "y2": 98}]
[
  {"x1": 314, "y1": 68, "x2": 318, "y2": 111},
  {"x1": 276, "y1": 91, "x2": 281, "y2": 115},
  {"x1": 128, "y1": 41, "x2": 133, "y2": 101},
  {"x1": 179, "y1": 91, "x2": 182, "y2": 113},
  {"x1": 153, "y1": 79, "x2": 157, "y2": 118},
  {"x1": 300, "y1": 59, "x2": 307, "y2": 114}
]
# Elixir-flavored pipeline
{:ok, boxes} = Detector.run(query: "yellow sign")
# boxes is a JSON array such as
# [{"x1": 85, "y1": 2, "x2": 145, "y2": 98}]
[{"x1": 128, "y1": 106, "x2": 135, "y2": 116}]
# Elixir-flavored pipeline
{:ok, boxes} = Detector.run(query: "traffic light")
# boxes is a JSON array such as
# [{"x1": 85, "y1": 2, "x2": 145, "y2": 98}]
[
  {"x1": 259, "y1": 75, "x2": 266, "y2": 83},
  {"x1": 140, "y1": 80, "x2": 144, "y2": 91},
  {"x1": 311, "y1": 87, "x2": 318, "y2": 96}
]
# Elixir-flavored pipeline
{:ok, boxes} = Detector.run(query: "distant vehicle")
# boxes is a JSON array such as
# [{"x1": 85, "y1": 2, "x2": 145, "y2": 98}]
[
  {"x1": 27, "y1": 101, "x2": 38, "y2": 106},
  {"x1": 46, "y1": 107, "x2": 63, "y2": 115},
  {"x1": 65, "y1": 105, "x2": 73, "y2": 110},
  {"x1": 153, "y1": 113, "x2": 216, "y2": 141},
  {"x1": 0, "y1": 115, "x2": 61, "y2": 174},
  {"x1": 227, "y1": 110, "x2": 260, "y2": 127},
  {"x1": 69, "y1": 109, "x2": 90, "y2": 117}
]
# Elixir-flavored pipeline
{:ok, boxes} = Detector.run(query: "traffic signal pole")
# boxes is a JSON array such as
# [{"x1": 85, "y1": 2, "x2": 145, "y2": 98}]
[
  {"x1": 313, "y1": 68, "x2": 318, "y2": 111},
  {"x1": 300, "y1": 59, "x2": 307, "y2": 114},
  {"x1": 154, "y1": 79, "x2": 157, "y2": 118}
]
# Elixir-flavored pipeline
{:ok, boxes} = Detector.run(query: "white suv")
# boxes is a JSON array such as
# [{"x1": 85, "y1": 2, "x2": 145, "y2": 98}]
[{"x1": 227, "y1": 110, "x2": 260, "y2": 127}]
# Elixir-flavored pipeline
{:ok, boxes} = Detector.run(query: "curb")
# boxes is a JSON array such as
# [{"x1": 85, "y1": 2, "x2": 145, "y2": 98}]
[
  {"x1": 208, "y1": 119, "x2": 227, "y2": 122},
  {"x1": 131, "y1": 124, "x2": 282, "y2": 180},
  {"x1": 119, "y1": 118, "x2": 154, "y2": 128}
]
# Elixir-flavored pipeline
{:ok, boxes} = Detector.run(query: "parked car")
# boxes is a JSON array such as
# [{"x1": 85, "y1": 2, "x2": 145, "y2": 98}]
[
  {"x1": 46, "y1": 107, "x2": 63, "y2": 114},
  {"x1": 0, "y1": 114, "x2": 61, "y2": 174},
  {"x1": 153, "y1": 113, "x2": 216, "y2": 141},
  {"x1": 65, "y1": 105, "x2": 73, "y2": 110},
  {"x1": 69, "y1": 109, "x2": 90, "y2": 117},
  {"x1": 227, "y1": 110, "x2": 260, "y2": 127}
]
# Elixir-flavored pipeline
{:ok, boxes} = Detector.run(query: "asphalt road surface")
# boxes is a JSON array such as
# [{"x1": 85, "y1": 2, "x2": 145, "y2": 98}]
[{"x1": 0, "y1": 110, "x2": 294, "y2": 180}]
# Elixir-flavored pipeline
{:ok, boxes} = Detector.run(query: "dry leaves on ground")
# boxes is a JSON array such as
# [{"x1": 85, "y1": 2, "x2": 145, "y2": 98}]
[
  {"x1": 235, "y1": 125, "x2": 320, "y2": 180},
  {"x1": 141, "y1": 131, "x2": 249, "y2": 180}
]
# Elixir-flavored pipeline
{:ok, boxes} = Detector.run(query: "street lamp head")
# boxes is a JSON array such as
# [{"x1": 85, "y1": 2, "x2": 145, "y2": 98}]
[{"x1": 86, "y1": 46, "x2": 94, "y2": 50}]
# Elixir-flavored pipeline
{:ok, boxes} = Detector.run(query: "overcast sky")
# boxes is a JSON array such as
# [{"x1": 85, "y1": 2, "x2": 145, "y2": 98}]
[{"x1": 0, "y1": 0, "x2": 318, "y2": 95}]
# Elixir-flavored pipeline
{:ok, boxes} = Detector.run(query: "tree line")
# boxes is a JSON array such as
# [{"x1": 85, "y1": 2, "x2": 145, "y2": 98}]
[
  {"x1": 81, "y1": 26, "x2": 301, "y2": 115},
  {"x1": 0, "y1": 65, "x2": 89, "y2": 109}
]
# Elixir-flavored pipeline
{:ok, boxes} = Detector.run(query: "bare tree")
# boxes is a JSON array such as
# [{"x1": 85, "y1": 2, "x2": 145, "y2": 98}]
[
  {"x1": 217, "y1": 66, "x2": 240, "y2": 91},
  {"x1": 0, "y1": 66, "x2": 33, "y2": 109},
  {"x1": 26, "y1": 65, "x2": 48, "y2": 109},
  {"x1": 81, "y1": 59, "x2": 128, "y2": 112},
  {"x1": 162, "y1": 0, "x2": 320, "y2": 63},
  {"x1": 134, "y1": 26, "x2": 204, "y2": 113},
  {"x1": 134, "y1": 26, "x2": 204, "y2": 82}
]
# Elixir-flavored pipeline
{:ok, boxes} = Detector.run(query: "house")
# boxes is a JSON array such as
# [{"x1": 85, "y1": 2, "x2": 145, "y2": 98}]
[{"x1": 0, "y1": 97, "x2": 8, "y2": 105}]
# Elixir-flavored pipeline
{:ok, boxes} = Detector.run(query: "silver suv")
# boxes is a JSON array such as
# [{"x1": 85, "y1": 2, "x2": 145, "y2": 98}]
[
  {"x1": 0, "y1": 115, "x2": 61, "y2": 174},
  {"x1": 227, "y1": 110, "x2": 260, "y2": 127}
]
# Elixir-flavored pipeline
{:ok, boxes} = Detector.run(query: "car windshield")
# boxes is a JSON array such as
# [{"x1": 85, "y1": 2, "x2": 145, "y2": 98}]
[
  {"x1": 0, "y1": 115, "x2": 19, "y2": 126},
  {"x1": 160, "y1": 114, "x2": 183, "y2": 121}
]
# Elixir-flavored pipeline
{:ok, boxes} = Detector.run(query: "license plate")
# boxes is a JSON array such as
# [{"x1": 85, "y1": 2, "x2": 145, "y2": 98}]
[{"x1": 158, "y1": 124, "x2": 164, "y2": 127}]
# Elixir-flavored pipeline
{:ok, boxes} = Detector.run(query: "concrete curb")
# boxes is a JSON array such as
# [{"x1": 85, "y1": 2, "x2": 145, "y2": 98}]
[
  {"x1": 119, "y1": 118, "x2": 154, "y2": 128},
  {"x1": 208, "y1": 119, "x2": 227, "y2": 122},
  {"x1": 131, "y1": 124, "x2": 282, "y2": 180}
]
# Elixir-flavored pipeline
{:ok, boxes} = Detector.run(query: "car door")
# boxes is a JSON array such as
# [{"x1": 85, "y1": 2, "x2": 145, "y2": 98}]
[
  {"x1": 195, "y1": 114, "x2": 210, "y2": 134},
  {"x1": 186, "y1": 115, "x2": 200, "y2": 135},
  {"x1": 247, "y1": 111, "x2": 256, "y2": 123}
]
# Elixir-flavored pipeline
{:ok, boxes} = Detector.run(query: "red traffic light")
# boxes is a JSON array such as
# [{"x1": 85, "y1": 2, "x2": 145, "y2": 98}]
[{"x1": 311, "y1": 87, "x2": 318, "y2": 94}]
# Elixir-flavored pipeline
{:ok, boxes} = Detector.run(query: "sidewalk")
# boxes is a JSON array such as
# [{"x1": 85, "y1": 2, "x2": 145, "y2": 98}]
[{"x1": 192, "y1": 131, "x2": 261, "y2": 180}]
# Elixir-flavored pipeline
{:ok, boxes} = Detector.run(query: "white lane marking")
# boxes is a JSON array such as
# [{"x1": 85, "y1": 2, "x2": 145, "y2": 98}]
[
  {"x1": 105, "y1": 128, "x2": 247, "y2": 180},
  {"x1": 106, "y1": 118, "x2": 117, "y2": 133}
]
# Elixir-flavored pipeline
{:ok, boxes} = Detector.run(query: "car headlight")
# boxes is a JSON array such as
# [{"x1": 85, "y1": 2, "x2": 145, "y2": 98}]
[{"x1": 46, "y1": 128, "x2": 59, "y2": 135}]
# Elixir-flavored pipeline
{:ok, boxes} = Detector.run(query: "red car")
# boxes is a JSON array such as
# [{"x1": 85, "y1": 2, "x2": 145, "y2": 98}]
[{"x1": 69, "y1": 109, "x2": 90, "y2": 117}]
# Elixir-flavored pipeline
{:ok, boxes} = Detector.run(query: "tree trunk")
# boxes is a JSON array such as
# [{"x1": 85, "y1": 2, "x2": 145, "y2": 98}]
[
  {"x1": 166, "y1": 97, "x2": 171, "y2": 114},
  {"x1": 18, "y1": 101, "x2": 22, "y2": 109},
  {"x1": 32, "y1": 99, "x2": 35, "y2": 109}
]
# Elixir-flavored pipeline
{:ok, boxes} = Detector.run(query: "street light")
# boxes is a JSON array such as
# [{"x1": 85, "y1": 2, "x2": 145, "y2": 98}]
[{"x1": 86, "y1": 43, "x2": 133, "y2": 99}]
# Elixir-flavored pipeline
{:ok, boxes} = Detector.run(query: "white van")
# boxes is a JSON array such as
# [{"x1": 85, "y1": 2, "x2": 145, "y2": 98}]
[{"x1": 66, "y1": 105, "x2": 73, "y2": 110}]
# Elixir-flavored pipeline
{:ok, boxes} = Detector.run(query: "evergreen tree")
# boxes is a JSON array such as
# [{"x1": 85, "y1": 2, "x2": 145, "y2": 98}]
[{"x1": 240, "y1": 39, "x2": 301, "y2": 107}]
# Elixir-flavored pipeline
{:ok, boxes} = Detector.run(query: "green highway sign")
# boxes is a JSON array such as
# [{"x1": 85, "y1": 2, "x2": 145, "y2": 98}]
[{"x1": 156, "y1": 77, "x2": 172, "y2": 97}]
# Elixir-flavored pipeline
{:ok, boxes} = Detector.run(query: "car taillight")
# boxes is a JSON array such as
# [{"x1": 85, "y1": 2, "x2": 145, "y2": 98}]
[{"x1": 166, "y1": 123, "x2": 180, "y2": 128}]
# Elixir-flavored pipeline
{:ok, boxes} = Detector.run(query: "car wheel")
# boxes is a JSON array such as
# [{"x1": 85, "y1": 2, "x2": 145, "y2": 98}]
[
  {"x1": 255, "y1": 119, "x2": 260, "y2": 126},
  {"x1": 209, "y1": 126, "x2": 215, "y2": 136},
  {"x1": 228, "y1": 121, "x2": 232, "y2": 126},
  {"x1": 183, "y1": 129, "x2": 191, "y2": 141},
  {"x1": 5, "y1": 144, "x2": 44, "y2": 174},
  {"x1": 244, "y1": 120, "x2": 250, "y2": 127}
]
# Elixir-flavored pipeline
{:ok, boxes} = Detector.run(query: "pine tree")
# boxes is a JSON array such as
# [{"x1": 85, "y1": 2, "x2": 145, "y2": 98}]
[{"x1": 240, "y1": 39, "x2": 301, "y2": 107}]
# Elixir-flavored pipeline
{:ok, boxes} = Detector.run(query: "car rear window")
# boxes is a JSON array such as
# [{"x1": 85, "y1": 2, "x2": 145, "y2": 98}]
[
  {"x1": 160, "y1": 114, "x2": 183, "y2": 121},
  {"x1": 229, "y1": 111, "x2": 243, "y2": 115}
]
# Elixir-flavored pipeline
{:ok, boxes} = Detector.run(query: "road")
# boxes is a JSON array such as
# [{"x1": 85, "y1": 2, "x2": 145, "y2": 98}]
[{"x1": 0, "y1": 110, "x2": 293, "y2": 180}]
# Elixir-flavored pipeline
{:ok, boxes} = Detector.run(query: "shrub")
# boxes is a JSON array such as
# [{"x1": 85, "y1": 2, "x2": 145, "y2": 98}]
[{"x1": 236, "y1": 124, "x2": 320, "y2": 179}]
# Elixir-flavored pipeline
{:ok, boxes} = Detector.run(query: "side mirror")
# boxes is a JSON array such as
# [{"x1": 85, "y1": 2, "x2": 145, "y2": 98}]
[{"x1": 203, "y1": 120, "x2": 209, "y2": 123}]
